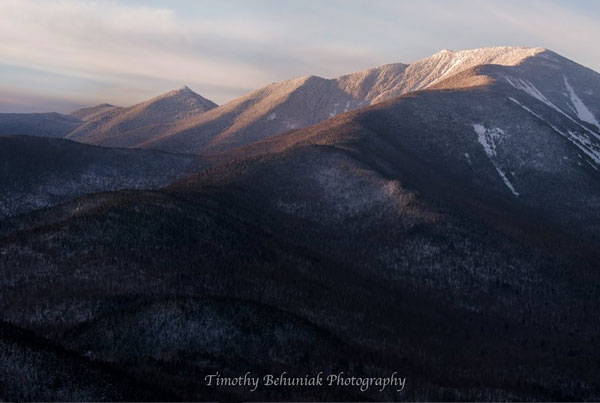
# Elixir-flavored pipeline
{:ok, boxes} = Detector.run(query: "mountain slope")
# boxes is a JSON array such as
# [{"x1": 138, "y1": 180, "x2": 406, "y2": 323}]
[
  {"x1": 65, "y1": 86, "x2": 217, "y2": 147},
  {"x1": 219, "y1": 51, "x2": 600, "y2": 240},
  {"x1": 0, "y1": 321, "x2": 170, "y2": 401},
  {"x1": 0, "y1": 112, "x2": 82, "y2": 137},
  {"x1": 70, "y1": 103, "x2": 121, "y2": 121},
  {"x1": 0, "y1": 135, "x2": 205, "y2": 218},
  {"x1": 2, "y1": 175, "x2": 596, "y2": 400}
]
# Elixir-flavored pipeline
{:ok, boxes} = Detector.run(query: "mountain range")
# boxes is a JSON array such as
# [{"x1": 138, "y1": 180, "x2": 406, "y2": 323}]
[
  {"x1": 1, "y1": 46, "x2": 600, "y2": 401},
  {"x1": 1, "y1": 46, "x2": 560, "y2": 154}
]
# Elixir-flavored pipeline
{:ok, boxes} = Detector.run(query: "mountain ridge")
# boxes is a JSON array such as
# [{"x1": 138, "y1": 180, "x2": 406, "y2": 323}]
[
  {"x1": 0, "y1": 135, "x2": 206, "y2": 218},
  {"x1": 75, "y1": 46, "x2": 555, "y2": 154},
  {"x1": 0, "y1": 112, "x2": 82, "y2": 138}
]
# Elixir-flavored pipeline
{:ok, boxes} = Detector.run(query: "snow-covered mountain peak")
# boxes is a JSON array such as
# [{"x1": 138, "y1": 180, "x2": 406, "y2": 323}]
[
  {"x1": 146, "y1": 86, "x2": 218, "y2": 111},
  {"x1": 161, "y1": 85, "x2": 201, "y2": 98},
  {"x1": 400, "y1": 46, "x2": 545, "y2": 91},
  {"x1": 430, "y1": 46, "x2": 545, "y2": 64},
  {"x1": 66, "y1": 85, "x2": 218, "y2": 145},
  {"x1": 434, "y1": 48, "x2": 454, "y2": 55},
  {"x1": 172, "y1": 85, "x2": 189, "y2": 92}
]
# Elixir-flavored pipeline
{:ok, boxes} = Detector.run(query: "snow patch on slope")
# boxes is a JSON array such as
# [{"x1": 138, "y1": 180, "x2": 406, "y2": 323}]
[
  {"x1": 504, "y1": 77, "x2": 556, "y2": 110},
  {"x1": 504, "y1": 76, "x2": 600, "y2": 140},
  {"x1": 563, "y1": 76, "x2": 600, "y2": 130},
  {"x1": 472, "y1": 123, "x2": 519, "y2": 196},
  {"x1": 473, "y1": 124, "x2": 503, "y2": 157},
  {"x1": 508, "y1": 97, "x2": 600, "y2": 169},
  {"x1": 343, "y1": 101, "x2": 350, "y2": 113},
  {"x1": 493, "y1": 167, "x2": 519, "y2": 196}
]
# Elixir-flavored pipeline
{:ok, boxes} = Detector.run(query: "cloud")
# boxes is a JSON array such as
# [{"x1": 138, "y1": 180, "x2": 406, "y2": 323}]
[
  {"x1": 0, "y1": 84, "x2": 85, "y2": 113},
  {"x1": 0, "y1": 0, "x2": 379, "y2": 107},
  {"x1": 385, "y1": 0, "x2": 600, "y2": 70},
  {"x1": 0, "y1": 0, "x2": 598, "y2": 112},
  {"x1": 0, "y1": 1, "x2": 277, "y2": 93}
]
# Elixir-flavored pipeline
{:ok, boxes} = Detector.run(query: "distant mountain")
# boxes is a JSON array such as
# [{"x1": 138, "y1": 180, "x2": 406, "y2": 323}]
[
  {"x1": 65, "y1": 86, "x2": 217, "y2": 147},
  {"x1": 69, "y1": 103, "x2": 121, "y2": 121},
  {"x1": 0, "y1": 135, "x2": 205, "y2": 218},
  {"x1": 0, "y1": 112, "x2": 82, "y2": 137},
  {"x1": 91, "y1": 46, "x2": 549, "y2": 154}
]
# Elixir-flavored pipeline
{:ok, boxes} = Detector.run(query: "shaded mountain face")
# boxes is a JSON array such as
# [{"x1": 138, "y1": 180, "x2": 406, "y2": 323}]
[
  {"x1": 1, "y1": 48, "x2": 600, "y2": 400},
  {"x1": 91, "y1": 46, "x2": 549, "y2": 154},
  {"x1": 0, "y1": 321, "x2": 171, "y2": 401},
  {"x1": 0, "y1": 135, "x2": 205, "y2": 218},
  {"x1": 65, "y1": 86, "x2": 217, "y2": 147},
  {"x1": 0, "y1": 112, "x2": 82, "y2": 137},
  {"x1": 1, "y1": 132, "x2": 598, "y2": 400}
]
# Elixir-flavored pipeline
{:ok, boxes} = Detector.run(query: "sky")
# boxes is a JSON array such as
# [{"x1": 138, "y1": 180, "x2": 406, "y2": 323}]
[{"x1": 1, "y1": 0, "x2": 599, "y2": 112}]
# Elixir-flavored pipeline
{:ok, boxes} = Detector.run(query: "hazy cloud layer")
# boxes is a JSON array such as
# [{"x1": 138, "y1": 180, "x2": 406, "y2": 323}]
[{"x1": 0, "y1": 0, "x2": 598, "y2": 112}]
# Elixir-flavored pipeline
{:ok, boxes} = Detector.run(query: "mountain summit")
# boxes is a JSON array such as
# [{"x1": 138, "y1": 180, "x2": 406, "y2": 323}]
[{"x1": 65, "y1": 86, "x2": 217, "y2": 147}]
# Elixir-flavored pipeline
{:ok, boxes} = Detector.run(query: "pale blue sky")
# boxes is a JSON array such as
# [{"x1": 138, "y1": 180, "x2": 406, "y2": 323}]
[{"x1": 1, "y1": 0, "x2": 599, "y2": 112}]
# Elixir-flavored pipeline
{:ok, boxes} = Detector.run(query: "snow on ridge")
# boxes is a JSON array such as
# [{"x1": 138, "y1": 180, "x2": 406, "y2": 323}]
[
  {"x1": 504, "y1": 76, "x2": 600, "y2": 141},
  {"x1": 508, "y1": 97, "x2": 600, "y2": 169},
  {"x1": 432, "y1": 46, "x2": 545, "y2": 65},
  {"x1": 503, "y1": 76, "x2": 556, "y2": 110},
  {"x1": 563, "y1": 76, "x2": 600, "y2": 130},
  {"x1": 414, "y1": 47, "x2": 546, "y2": 90},
  {"x1": 472, "y1": 123, "x2": 519, "y2": 196}
]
